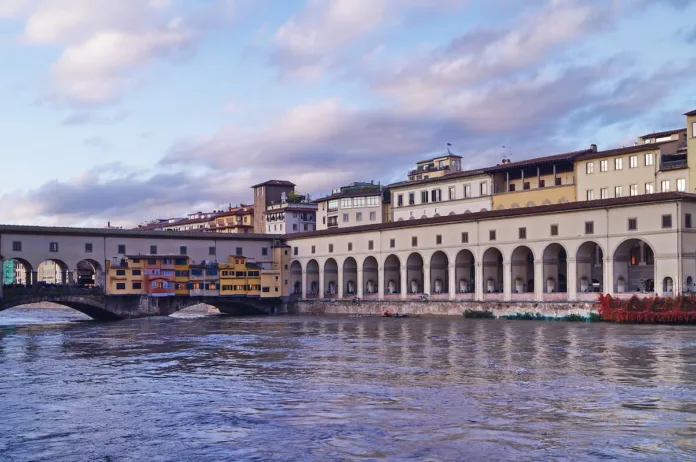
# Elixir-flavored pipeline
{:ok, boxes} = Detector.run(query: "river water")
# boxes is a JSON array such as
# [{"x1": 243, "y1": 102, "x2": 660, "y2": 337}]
[{"x1": 1, "y1": 308, "x2": 696, "y2": 461}]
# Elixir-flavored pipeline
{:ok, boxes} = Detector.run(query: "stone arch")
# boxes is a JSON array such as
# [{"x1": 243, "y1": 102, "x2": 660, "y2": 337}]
[
  {"x1": 2, "y1": 258, "x2": 33, "y2": 285},
  {"x1": 290, "y1": 261, "x2": 303, "y2": 296},
  {"x1": 542, "y1": 199, "x2": 552, "y2": 205},
  {"x1": 36, "y1": 258, "x2": 70, "y2": 285},
  {"x1": 480, "y1": 208, "x2": 489, "y2": 212},
  {"x1": 612, "y1": 238, "x2": 656, "y2": 293},
  {"x1": 558, "y1": 197, "x2": 569, "y2": 204},
  {"x1": 343, "y1": 257, "x2": 358, "y2": 296},
  {"x1": 482, "y1": 247, "x2": 503, "y2": 293},
  {"x1": 324, "y1": 258, "x2": 338, "y2": 296},
  {"x1": 511, "y1": 203, "x2": 520, "y2": 209},
  {"x1": 526, "y1": 201, "x2": 536, "y2": 207},
  {"x1": 407, "y1": 252, "x2": 424, "y2": 294},
  {"x1": 421, "y1": 214, "x2": 428, "y2": 219},
  {"x1": 363, "y1": 256, "x2": 378, "y2": 295},
  {"x1": 455, "y1": 249, "x2": 475, "y2": 294},
  {"x1": 496, "y1": 204, "x2": 505, "y2": 210},
  {"x1": 448, "y1": 211, "x2": 456, "y2": 216},
  {"x1": 511, "y1": 246, "x2": 534, "y2": 293},
  {"x1": 383, "y1": 254, "x2": 401, "y2": 295},
  {"x1": 398, "y1": 217, "x2": 404, "y2": 222},
  {"x1": 542, "y1": 243, "x2": 567, "y2": 293},
  {"x1": 434, "y1": 213, "x2": 441, "y2": 218},
  {"x1": 663, "y1": 276, "x2": 674, "y2": 294},
  {"x1": 75, "y1": 259, "x2": 103, "y2": 287},
  {"x1": 576, "y1": 241, "x2": 604, "y2": 293},
  {"x1": 464, "y1": 210, "x2": 471, "y2": 214},
  {"x1": 429, "y1": 251, "x2": 448, "y2": 294},
  {"x1": 306, "y1": 259, "x2": 319, "y2": 296}
]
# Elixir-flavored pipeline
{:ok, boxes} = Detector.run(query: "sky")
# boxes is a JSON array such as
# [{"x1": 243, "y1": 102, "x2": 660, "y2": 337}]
[{"x1": 1, "y1": 0, "x2": 695, "y2": 228}]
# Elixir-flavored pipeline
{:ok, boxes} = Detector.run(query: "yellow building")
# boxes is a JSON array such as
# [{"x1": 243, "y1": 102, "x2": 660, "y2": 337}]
[
  {"x1": 408, "y1": 153, "x2": 462, "y2": 181},
  {"x1": 687, "y1": 110, "x2": 696, "y2": 190},
  {"x1": 260, "y1": 245, "x2": 291, "y2": 298},
  {"x1": 106, "y1": 257, "x2": 144, "y2": 295},
  {"x1": 219, "y1": 256, "x2": 260, "y2": 297},
  {"x1": 175, "y1": 257, "x2": 190, "y2": 295}
]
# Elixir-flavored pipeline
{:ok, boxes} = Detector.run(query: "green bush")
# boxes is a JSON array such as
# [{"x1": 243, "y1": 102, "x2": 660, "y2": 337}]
[{"x1": 463, "y1": 309, "x2": 495, "y2": 319}]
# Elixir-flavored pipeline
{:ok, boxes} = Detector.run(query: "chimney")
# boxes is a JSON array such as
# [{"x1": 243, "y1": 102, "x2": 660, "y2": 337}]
[{"x1": 590, "y1": 143, "x2": 597, "y2": 152}]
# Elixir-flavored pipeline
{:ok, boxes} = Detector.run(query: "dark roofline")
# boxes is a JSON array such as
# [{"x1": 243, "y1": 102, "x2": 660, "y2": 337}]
[
  {"x1": 575, "y1": 140, "x2": 675, "y2": 161},
  {"x1": 639, "y1": 128, "x2": 686, "y2": 139},
  {"x1": 0, "y1": 224, "x2": 279, "y2": 241},
  {"x1": 284, "y1": 192, "x2": 694, "y2": 240},
  {"x1": 314, "y1": 188, "x2": 384, "y2": 203},
  {"x1": 387, "y1": 168, "x2": 487, "y2": 189},
  {"x1": 417, "y1": 153, "x2": 463, "y2": 163},
  {"x1": 483, "y1": 149, "x2": 591, "y2": 173},
  {"x1": 684, "y1": 109, "x2": 696, "y2": 116},
  {"x1": 124, "y1": 255, "x2": 190, "y2": 259},
  {"x1": 250, "y1": 180, "x2": 296, "y2": 188}
]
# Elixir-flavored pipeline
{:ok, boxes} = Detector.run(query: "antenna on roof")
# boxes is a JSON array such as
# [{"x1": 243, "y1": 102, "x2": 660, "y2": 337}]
[
  {"x1": 446, "y1": 142, "x2": 453, "y2": 155},
  {"x1": 502, "y1": 145, "x2": 512, "y2": 164}
]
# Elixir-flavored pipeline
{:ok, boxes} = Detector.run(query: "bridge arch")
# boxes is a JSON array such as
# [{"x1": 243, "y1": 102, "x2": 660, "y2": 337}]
[
  {"x1": 2, "y1": 258, "x2": 33, "y2": 285},
  {"x1": 36, "y1": 258, "x2": 70, "y2": 285},
  {"x1": 75, "y1": 259, "x2": 103, "y2": 287}
]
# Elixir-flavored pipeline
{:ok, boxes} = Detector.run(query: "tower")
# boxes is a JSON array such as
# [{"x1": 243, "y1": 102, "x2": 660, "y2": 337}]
[{"x1": 251, "y1": 180, "x2": 296, "y2": 233}]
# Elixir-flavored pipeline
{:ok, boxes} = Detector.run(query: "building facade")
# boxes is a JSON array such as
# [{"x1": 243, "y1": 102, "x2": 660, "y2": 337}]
[{"x1": 315, "y1": 182, "x2": 389, "y2": 230}]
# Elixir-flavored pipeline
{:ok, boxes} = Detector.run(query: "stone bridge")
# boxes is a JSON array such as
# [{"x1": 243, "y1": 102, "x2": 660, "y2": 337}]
[{"x1": 0, "y1": 287, "x2": 289, "y2": 321}]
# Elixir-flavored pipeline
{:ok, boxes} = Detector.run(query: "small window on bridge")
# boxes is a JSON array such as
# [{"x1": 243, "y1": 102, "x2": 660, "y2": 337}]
[
  {"x1": 179, "y1": 246, "x2": 187, "y2": 255},
  {"x1": 116, "y1": 283, "x2": 126, "y2": 290},
  {"x1": 118, "y1": 244, "x2": 126, "y2": 254},
  {"x1": 49, "y1": 242, "x2": 59, "y2": 252},
  {"x1": 209, "y1": 246, "x2": 216, "y2": 255},
  {"x1": 85, "y1": 243, "x2": 93, "y2": 253},
  {"x1": 236, "y1": 247, "x2": 243, "y2": 256},
  {"x1": 12, "y1": 241, "x2": 21, "y2": 251},
  {"x1": 132, "y1": 269, "x2": 142, "y2": 276},
  {"x1": 150, "y1": 245, "x2": 158, "y2": 255},
  {"x1": 133, "y1": 282, "x2": 142, "y2": 290},
  {"x1": 262, "y1": 247, "x2": 268, "y2": 256}
]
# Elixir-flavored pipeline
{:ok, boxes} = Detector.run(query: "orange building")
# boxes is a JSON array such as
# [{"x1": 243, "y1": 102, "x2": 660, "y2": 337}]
[{"x1": 210, "y1": 205, "x2": 254, "y2": 234}]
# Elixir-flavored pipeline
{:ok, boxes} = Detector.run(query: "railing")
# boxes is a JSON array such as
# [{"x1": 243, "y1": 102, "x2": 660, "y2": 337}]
[
  {"x1": 2, "y1": 285, "x2": 105, "y2": 296},
  {"x1": 660, "y1": 159, "x2": 687, "y2": 170},
  {"x1": 408, "y1": 165, "x2": 450, "y2": 176}
]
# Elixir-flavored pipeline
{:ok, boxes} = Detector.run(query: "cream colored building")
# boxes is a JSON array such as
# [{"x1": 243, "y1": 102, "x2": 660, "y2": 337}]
[
  {"x1": 287, "y1": 193, "x2": 696, "y2": 302},
  {"x1": 315, "y1": 182, "x2": 388, "y2": 230},
  {"x1": 686, "y1": 110, "x2": 696, "y2": 189}
]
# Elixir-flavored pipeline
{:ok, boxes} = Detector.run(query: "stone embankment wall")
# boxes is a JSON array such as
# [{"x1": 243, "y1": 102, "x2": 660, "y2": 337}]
[{"x1": 292, "y1": 300, "x2": 597, "y2": 318}]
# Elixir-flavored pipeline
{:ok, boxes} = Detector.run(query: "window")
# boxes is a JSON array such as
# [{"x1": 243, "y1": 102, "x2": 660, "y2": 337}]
[
  {"x1": 116, "y1": 283, "x2": 126, "y2": 290},
  {"x1": 614, "y1": 186, "x2": 622, "y2": 198},
  {"x1": 646, "y1": 182, "x2": 654, "y2": 194},
  {"x1": 147, "y1": 259, "x2": 156, "y2": 265},
  {"x1": 480, "y1": 182, "x2": 488, "y2": 195},
  {"x1": 311, "y1": 245, "x2": 316, "y2": 254},
  {"x1": 340, "y1": 198, "x2": 352, "y2": 208},
  {"x1": 630, "y1": 184, "x2": 638, "y2": 196},
  {"x1": 148, "y1": 245, "x2": 157, "y2": 255},
  {"x1": 328, "y1": 244, "x2": 334, "y2": 253},
  {"x1": 550, "y1": 224, "x2": 558, "y2": 236},
  {"x1": 353, "y1": 197, "x2": 366, "y2": 208},
  {"x1": 293, "y1": 247, "x2": 298, "y2": 256},
  {"x1": 132, "y1": 282, "x2": 142, "y2": 290},
  {"x1": 518, "y1": 227, "x2": 526, "y2": 239},
  {"x1": 132, "y1": 269, "x2": 141, "y2": 276},
  {"x1": 49, "y1": 242, "x2": 59, "y2": 252},
  {"x1": 12, "y1": 241, "x2": 22, "y2": 251},
  {"x1": 322, "y1": 217, "x2": 326, "y2": 225},
  {"x1": 489, "y1": 230, "x2": 496, "y2": 241},
  {"x1": 678, "y1": 178, "x2": 686, "y2": 192},
  {"x1": 412, "y1": 236, "x2": 418, "y2": 247},
  {"x1": 421, "y1": 191, "x2": 429, "y2": 203},
  {"x1": 686, "y1": 213, "x2": 692, "y2": 229},
  {"x1": 397, "y1": 194, "x2": 404, "y2": 207},
  {"x1": 508, "y1": 183, "x2": 516, "y2": 192},
  {"x1": 343, "y1": 213, "x2": 349, "y2": 223},
  {"x1": 600, "y1": 160, "x2": 608, "y2": 172},
  {"x1": 262, "y1": 247, "x2": 268, "y2": 256},
  {"x1": 615, "y1": 158, "x2": 623, "y2": 170},
  {"x1": 408, "y1": 193, "x2": 415, "y2": 205},
  {"x1": 368, "y1": 240, "x2": 374, "y2": 250},
  {"x1": 586, "y1": 162, "x2": 594, "y2": 174},
  {"x1": 369, "y1": 211, "x2": 376, "y2": 221},
  {"x1": 585, "y1": 221, "x2": 594, "y2": 234},
  {"x1": 236, "y1": 247, "x2": 243, "y2": 256},
  {"x1": 661, "y1": 180, "x2": 670, "y2": 192},
  {"x1": 293, "y1": 224, "x2": 298, "y2": 231},
  {"x1": 348, "y1": 243, "x2": 353, "y2": 251},
  {"x1": 117, "y1": 244, "x2": 126, "y2": 254},
  {"x1": 586, "y1": 190, "x2": 594, "y2": 201},
  {"x1": 356, "y1": 212, "x2": 363, "y2": 222},
  {"x1": 85, "y1": 243, "x2": 93, "y2": 253},
  {"x1": 628, "y1": 218, "x2": 637, "y2": 231},
  {"x1": 436, "y1": 235, "x2": 442, "y2": 245},
  {"x1": 539, "y1": 179, "x2": 546, "y2": 188},
  {"x1": 629, "y1": 156, "x2": 638, "y2": 168},
  {"x1": 464, "y1": 184, "x2": 471, "y2": 198},
  {"x1": 523, "y1": 182, "x2": 530, "y2": 190},
  {"x1": 116, "y1": 269, "x2": 126, "y2": 276},
  {"x1": 461, "y1": 232, "x2": 469, "y2": 243},
  {"x1": 555, "y1": 177, "x2": 562, "y2": 186},
  {"x1": 180, "y1": 246, "x2": 187, "y2": 255},
  {"x1": 209, "y1": 246, "x2": 216, "y2": 256},
  {"x1": 645, "y1": 153, "x2": 654, "y2": 166},
  {"x1": 390, "y1": 239, "x2": 395, "y2": 248},
  {"x1": 366, "y1": 196, "x2": 380, "y2": 207},
  {"x1": 448, "y1": 186, "x2": 456, "y2": 200},
  {"x1": 662, "y1": 214, "x2": 672, "y2": 229}
]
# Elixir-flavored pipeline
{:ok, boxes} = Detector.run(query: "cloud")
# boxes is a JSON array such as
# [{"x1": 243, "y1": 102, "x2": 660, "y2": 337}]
[
  {"x1": 269, "y1": 0, "x2": 464, "y2": 79},
  {"x1": 61, "y1": 110, "x2": 129, "y2": 125}
]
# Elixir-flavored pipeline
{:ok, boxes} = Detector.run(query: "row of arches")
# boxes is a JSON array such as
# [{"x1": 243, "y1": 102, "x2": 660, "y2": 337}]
[
  {"x1": 290, "y1": 239, "x2": 670, "y2": 299},
  {"x1": 2, "y1": 258, "x2": 103, "y2": 287}
]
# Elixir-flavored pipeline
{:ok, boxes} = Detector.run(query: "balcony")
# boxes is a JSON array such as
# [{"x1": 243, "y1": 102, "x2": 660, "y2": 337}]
[
  {"x1": 408, "y1": 165, "x2": 450, "y2": 176},
  {"x1": 661, "y1": 159, "x2": 688, "y2": 171}
]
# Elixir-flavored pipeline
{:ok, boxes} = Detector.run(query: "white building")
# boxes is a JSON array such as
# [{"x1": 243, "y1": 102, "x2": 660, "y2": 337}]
[{"x1": 315, "y1": 182, "x2": 388, "y2": 230}]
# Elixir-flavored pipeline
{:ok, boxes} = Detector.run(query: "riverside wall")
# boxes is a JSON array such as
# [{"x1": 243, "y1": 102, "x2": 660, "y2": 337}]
[{"x1": 292, "y1": 299, "x2": 597, "y2": 318}]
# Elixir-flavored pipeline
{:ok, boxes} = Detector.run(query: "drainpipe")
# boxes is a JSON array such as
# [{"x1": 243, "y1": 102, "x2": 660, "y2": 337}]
[
  {"x1": 605, "y1": 207, "x2": 610, "y2": 294},
  {"x1": 677, "y1": 200, "x2": 682, "y2": 294}
]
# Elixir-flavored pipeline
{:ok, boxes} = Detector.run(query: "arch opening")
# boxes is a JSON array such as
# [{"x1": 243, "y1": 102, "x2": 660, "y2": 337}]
[
  {"x1": 2, "y1": 258, "x2": 33, "y2": 286},
  {"x1": 362, "y1": 256, "x2": 378, "y2": 295},
  {"x1": 455, "y1": 249, "x2": 475, "y2": 294},
  {"x1": 37, "y1": 259, "x2": 70, "y2": 286},
  {"x1": 511, "y1": 246, "x2": 534, "y2": 293},
  {"x1": 290, "y1": 261, "x2": 302, "y2": 296},
  {"x1": 430, "y1": 251, "x2": 449, "y2": 295},
  {"x1": 407, "y1": 253, "x2": 424, "y2": 294},
  {"x1": 613, "y1": 239, "x2": 655, "y2": 293},
  {"x1": 576, "y1": 242, "x2": 604, "y2": 293},
  {"x1": 324, "y1": 258, "x2": 338, "y2": 296},
  {"x1": 383, "y1": 255, "x2": 401, "y2": 295},
  {"x1": 482, "y1": 247, "x2": 503, "y2": 294},
  {"x1": 543, "y1": 244, "x2": 567, "y2": 294},
  {"x1": 343, "y1": 257, "x2": 358, "y2": 296},
  {"x1": 306, "y1": 260, "x2": 319, "y2": 297},
  {"x1": 75, "y1": 259, "x2": 103, "y2": 287}
]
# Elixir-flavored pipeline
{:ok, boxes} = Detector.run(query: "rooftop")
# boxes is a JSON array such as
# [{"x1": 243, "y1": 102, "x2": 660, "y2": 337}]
[
  {"x1": 285, "y1": 192, "x2": 695, "y2": 239},
  {"x1": 684, "y1": 109, "x2": 696, "y2": 116},
  {"x1": 123, "y1": 255, "x2": 190, "y2": 259},
  {"x1": 387, "y1": 168, "x2": 487, "y2": 189},
  {"x1": 314, "y1": 186, "x2": 383, "y2": 203},
  {"x1": 251, "y1": 179, "x2": 296, "y2": 188},
  {"x1": 576, "y1": 140, "x2": 676, "y2": 161},
  {"x1": 417, "y1": 153, "x2": 463, "y2": 163},
  {"x1": 639, "y1": 128, "x2": 686, "y2": 139}
]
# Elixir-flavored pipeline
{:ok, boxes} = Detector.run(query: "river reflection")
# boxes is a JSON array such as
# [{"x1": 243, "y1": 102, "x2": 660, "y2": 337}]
[{"x1": 1, "y1": 308, "x2": 696, "y2": 461}]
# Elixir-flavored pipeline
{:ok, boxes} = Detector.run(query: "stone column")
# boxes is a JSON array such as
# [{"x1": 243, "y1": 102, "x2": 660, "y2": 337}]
[
  {"x1": 319, "y1": 268, "x2": 325, "y2": 299},
  {"x1": 448, "y1": 263, "x2": 456, "y2": 300},
  {"x1": 534, "y1": 260, "x2": 544, "y2": 302},
  {"x1": 400, "y1": 265, "x2": 408, "y2": 299},
  {"x1": 378, "y1": 265, "x2": 384, "y2": 300},
  {"x1": 61, "y1": 271, "x2": 68, "y2": 285},
  {"x1": 567, "y1": 258, "x2": 577, "y2": 301},
  {"x1": 31, "y1": 271, "x2": 38, "y2": 286},
  {"x1": 503, "y1": 259, "x2": 511, "y2": 302},
  {"x1": 357, "y1": 266, "x2": 364, "y2": 299},
  {"x1": 475, "y1": 261, "x2": 483, "y2": 301},
  {"x1": 301, "y1": 267, "x2": 307, "y2": 298},
  {"x1": 423, "y1": 263, "x2": 431, "y2": 295},
  {"x1": 604, "y1": 258, "x2": 614, "y2": 295},
  {"x1": 68, "y1": 271, "x2": 74, "y2": 285},
  {"x1": 337, "y1": 267, "x2": 344, "y2": 299}
]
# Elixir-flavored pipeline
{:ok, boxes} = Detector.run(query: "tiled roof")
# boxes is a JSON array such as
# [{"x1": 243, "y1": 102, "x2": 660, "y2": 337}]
[
  {"x1": 639, "y1": 128, "x2": 686, "y2": 139},
  {"x1": 575, "y1": 141, "x2": 675, "y2": 161},
  {"x1": 0, "y1": 224, "x2": 278, "y2": 240},
  {"x1": 124, "y1": 255, "x2": 189, "y2": 259},
  {"x1": 314, "y1": 187, "x2": 384, "y2": 203},
  {"x1": 250, "y1": 180, "x2": 296, "y2": 188},
  {"x1": 483, "y1": 149, "x2": 591, "y2": 173},
  {"x1": 684, "y1": 109, "x2": 696, "y2": 116},
  {"x1": 418, "y1": 153, "x2": 463, "y2": 163},
  {"x1": 214, "y1": 207, "x2": 254, "y2": 218},
  {"x1": 284, "y1": 192, "x2": 696, "y2": 239},
  {"x1": 387, "y1": 169, "x2": 487, "y2": 189}
]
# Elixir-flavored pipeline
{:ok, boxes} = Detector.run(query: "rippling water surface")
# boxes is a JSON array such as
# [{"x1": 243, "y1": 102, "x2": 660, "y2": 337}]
[{"x1": 2, "y1": 307, "x2": 696, "y2": 461}]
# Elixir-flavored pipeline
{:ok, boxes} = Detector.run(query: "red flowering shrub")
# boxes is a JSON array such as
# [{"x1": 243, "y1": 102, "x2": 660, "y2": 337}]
[{"x1": 598, "y1": 294, "x2": 696, "y2": 324}]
